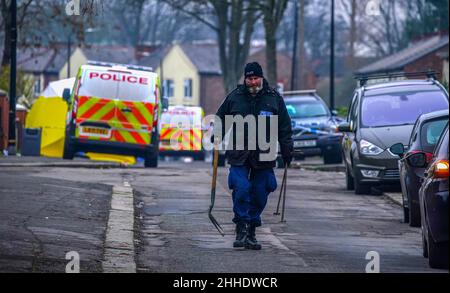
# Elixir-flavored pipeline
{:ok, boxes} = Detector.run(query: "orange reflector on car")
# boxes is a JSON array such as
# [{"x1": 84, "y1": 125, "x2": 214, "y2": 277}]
[{"x1": 434, "y1": 160, "x2": 449, "y2": 179}]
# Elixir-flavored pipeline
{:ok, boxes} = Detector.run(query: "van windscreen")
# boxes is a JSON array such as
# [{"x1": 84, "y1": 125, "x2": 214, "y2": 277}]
[{"x1": 361, "y1": 90, "x2": 448, "y2": 128}]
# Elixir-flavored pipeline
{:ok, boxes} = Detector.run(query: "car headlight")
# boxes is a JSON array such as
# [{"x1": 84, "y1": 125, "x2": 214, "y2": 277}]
[{"x1": 359, "y1": 139, "x2": 384, "y2": 155}]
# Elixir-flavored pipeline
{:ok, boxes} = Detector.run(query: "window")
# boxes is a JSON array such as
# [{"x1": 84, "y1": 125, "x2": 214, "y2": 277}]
[
  {"x1": 163, "y1": 79, "x2": 174, "y2": 99},
  {"x1": 34, "y1": 78, "x2": 41, "y2": 96},
  {"x1": 285, "y1": 99, "x2": 329, "y2": 119},
  {"x1": 184, "y1": 79, "x2": 192, "y2": 99},
  {"x1": 79, "y1": 69, "x2": 156, "y2": 102},
  {"x1": 361, "y1": 90, "x2": 448, "y2": 128},
  {"x1": 420, "y1": 119, "x2": 448, "y2": 153}
]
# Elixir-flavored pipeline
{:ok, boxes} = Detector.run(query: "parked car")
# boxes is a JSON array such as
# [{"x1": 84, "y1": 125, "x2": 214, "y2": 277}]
[
  {"x1": 390, "y1": 110, "x2": 448, "y2": 227},
  {"x1": 281, "y1": 90, "x2": 344, "y2": 167},
  {"x1": 338, "y1": 76, "x2": 449, "y2": 194},
  {"x1": 399, "y1": 125, "x2": 448, "y2": 269}
]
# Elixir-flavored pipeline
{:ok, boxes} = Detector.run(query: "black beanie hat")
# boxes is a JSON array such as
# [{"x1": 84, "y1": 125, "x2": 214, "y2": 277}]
[{"x1": 244, "y1": 62, "x2": 264, "y2": 78}]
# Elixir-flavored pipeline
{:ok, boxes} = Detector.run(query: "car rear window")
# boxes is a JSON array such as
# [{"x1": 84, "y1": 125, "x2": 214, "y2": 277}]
[
  {"x1": 435, "y1": 127, "x2": 449, "y2": 158},
  {"x1": 420, "y1": 118, "x2": 448, "y2": 153},
  {"x1": 361, "y1": 90, "x2": 448, "y2": 127},
  {"x1": 78, "y1": 69, "x2": 156, "y2": 102},
  {"x1": 285, "y1": 100, "x2": 329, "y2": 119}
]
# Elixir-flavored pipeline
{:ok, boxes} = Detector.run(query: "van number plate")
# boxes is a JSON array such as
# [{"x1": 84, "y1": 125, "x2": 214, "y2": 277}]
[{"x1": 80, "y1": 127, "x2": 111, "y2": 138}]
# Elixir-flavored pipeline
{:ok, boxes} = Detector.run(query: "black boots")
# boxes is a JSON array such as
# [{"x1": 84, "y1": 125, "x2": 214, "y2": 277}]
[
  {"x1": 245, "y1": 224, "x2": 262, "y2": 250},
  {"x1": 233, "y1": 223, "x2": 248, "y2": 248},
  {"x1": 233, "y1": 223, "x2": 262, "y2": 250}
]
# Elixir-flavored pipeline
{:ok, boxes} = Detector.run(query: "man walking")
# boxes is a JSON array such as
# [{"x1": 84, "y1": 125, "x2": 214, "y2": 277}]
[{"x1": 213, "y1": 62, "x2": 293, "y2": 250}]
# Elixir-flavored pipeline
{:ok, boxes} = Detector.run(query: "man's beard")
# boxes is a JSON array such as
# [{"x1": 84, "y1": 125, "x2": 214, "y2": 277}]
[{"x1": 247, "y1": 84, "x2": 263, "y2": 94}]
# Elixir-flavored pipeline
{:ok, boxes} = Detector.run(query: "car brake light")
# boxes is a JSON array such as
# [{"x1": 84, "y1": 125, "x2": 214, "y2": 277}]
[
  {"x1": 411, "y1": 150, "x2": 433, "y2": 163},
  {"x1": 433, "y1": 160, "x2": 449, "y2": 179}
]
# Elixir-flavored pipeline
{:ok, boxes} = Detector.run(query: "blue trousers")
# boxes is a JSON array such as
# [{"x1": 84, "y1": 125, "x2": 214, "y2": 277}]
[{"x1": 228, "y1": 166, "x2": 277, "y2": 227}]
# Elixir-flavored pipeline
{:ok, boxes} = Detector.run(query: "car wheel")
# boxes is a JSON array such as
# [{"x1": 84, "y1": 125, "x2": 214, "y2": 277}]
[
  {"x1": 345, "y1": 164, "x2": 354, "y2": 190},
  {"x1": 403, "y1": 206, "x2": 410, "y2": 223},
  {"x1": 408, "y1": 198, "x2": 421, "y2": 227},
  {"x1": 428, "y1": 229, "x2": 449, "y2": 269},
  {"x1": 354, "y1": 178, "x2": 371, "y2": 195},
  {"x1": 422, "y1": 227, "x2": 428, "y2": 258},
  {"x1": 323, "y1": 150, "x2": 342, "y2": 165}
]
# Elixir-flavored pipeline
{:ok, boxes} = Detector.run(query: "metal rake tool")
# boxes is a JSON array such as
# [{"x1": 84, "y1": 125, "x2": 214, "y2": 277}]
[{"x1": 208, "y1": 147, "x2": 225, "y2": 236}]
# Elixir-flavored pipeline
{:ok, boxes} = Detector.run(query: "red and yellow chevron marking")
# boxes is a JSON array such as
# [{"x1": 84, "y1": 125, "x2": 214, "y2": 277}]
[
  {"x1": 75, "y1": 96, "x2": 156, "y2": 146},
  {"x1": 159, "y1": 127, "x2": 202, "y2": 151}
]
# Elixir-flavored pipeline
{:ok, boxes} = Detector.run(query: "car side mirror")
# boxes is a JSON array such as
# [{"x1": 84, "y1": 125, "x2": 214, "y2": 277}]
[
  {"x1": 406, "y1": 152, "x2": 427, "y2": 168},
  {"x1": 161, "y1": 96, "x2": 169, "y2": 111},
  {"x1": 62, "y1": 88, "x2": 71, "y2": 104},
  {"x1": 337, "y1": 122, "x2": 351, "y2": 133},
  {"x1": 331, "y1": 110, "x2": 338, "y2": 116},
  {"x1": 389, "y1": 143, "x2": 405, "y2": 157}
]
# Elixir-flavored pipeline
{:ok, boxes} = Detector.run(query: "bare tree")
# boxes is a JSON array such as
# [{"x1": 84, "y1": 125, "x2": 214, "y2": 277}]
[
  {"x1": 164, "y1": 0, "x2": 259, "y2": 93},
  {"x1": 296, "y1": 0, "x2": 306, "y2": 89},
  {"x1": 339, "y1": 0, "x2": 357, "y2": 69},
  {"x1": 256, "y1": 0, "x2": 288, "y2": 86},
  {"x1": 1, "y1": 0, "x2": 33, "y2": 67}
]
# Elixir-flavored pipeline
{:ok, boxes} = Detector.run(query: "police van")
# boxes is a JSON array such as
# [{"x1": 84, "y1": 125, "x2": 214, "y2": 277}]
[
  {"x1": 159, "y1": 105, "x2": 206, "y2": 161},
  {"x1": 62, "y1": 61, "x2": 168, "y2": 167}
]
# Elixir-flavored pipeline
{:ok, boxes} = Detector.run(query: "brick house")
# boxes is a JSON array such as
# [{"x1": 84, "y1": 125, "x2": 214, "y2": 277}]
[{"x1": 356, "y1": 34, "x2": 449, "y2": 83}]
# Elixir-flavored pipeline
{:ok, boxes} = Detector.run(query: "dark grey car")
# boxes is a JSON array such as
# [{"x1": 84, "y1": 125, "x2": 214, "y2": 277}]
[
  {"x1": 390, "y1": 110, "x2": 448, "y2": 227},
  {"x1": 338, "y1": 79, "x2": 449, "y2": 194},
  {"x1": 282, "y1": 91, "x2": 344, "y2": 166}
]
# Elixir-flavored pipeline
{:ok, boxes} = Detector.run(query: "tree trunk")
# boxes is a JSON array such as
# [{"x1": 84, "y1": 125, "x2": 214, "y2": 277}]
[
  {"x1": 297, "y1": 0, "x2": 305, "y2": 89},
  {"x1": 264, "y1": 16, "x2": 278, "y2": 87},
  {"x1": 213, "y1": 0, "x2": 257, "y2": 94},
  {"x1": 262, "y1": 0, "x2": 288, "y2": 89},
  {"x1": 347, "y1": 0, "x2": 356, "y2": 69}
]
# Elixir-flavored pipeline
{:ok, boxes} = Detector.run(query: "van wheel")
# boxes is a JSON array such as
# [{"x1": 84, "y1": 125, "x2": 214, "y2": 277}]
[
  {"x1": 62, "y1": 134, "x2": 75, "y2": 160},
  {"x1": 408, "y1": 199, "x2": 421, "y2": 227},
  {"x1": 354, "y1": 178, "x2": 371, "y2": 195},
  {"x1": 193, "y1": 151, "x2": 205, "y2": 161},
  {"x1": 428, "y1": 229, "x2": 449, "y2": 269},
  {"x1": 144, "y1": 152, "x2": 158, "y2": 168}
]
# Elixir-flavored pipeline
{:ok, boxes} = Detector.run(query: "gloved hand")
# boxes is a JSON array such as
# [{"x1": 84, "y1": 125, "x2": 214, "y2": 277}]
[
  {"x1": 282, "y1": 154, "x2": 293, "y2": 167},
  {"x1": 280, "y1": 144, "x2": 293, "y2": 167}
]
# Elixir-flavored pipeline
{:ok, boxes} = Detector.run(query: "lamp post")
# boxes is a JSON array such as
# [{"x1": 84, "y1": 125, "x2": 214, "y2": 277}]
[
  {"x1": 329, "y1": 0, "x2": 335, "y2": 110},
  {"x1": 8, "y1": 0, "x2": 17, "y2": 154},
  {"x1": 290, "y1": 0, "x2": 299, "y2": 91},
  {"x1": 67, "y1": 34, "x2": 72, "y2": 77}
]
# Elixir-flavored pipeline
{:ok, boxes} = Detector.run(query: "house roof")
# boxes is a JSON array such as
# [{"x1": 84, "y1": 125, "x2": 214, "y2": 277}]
[
  {"x1": 138, "y1": 45, "x2": 171, "y2": 70},
  {"x1": 356, "y1": 35, "x2": 449, "y2": 75},
  {"x1": 180, "y1": 43, "x2": 222, "y2": 75},
  {"x1": 16, "y1": 46, "x2": 76, "y2": 74},
  {"x1": 81, "y1": 45, "x2": 137, "y2": 65}
]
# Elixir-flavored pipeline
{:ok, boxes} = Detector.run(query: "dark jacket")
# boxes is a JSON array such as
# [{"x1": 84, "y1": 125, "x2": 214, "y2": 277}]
[{"x1": 215, "y1": 79, "x2": 293, "y2": 169}]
